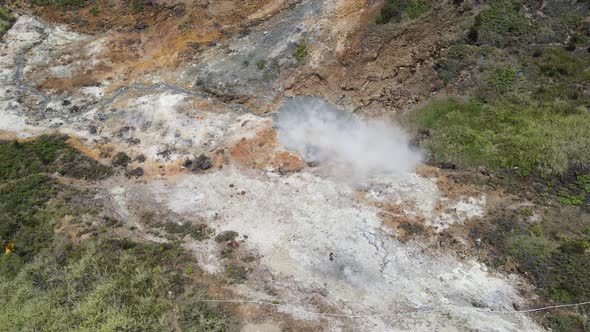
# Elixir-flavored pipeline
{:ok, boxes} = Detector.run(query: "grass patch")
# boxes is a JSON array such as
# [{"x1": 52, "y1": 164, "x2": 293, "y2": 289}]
[
  {"x1": 256, "y1": 59, "x2": 266, "y2": 70},
  {"x1": 0, "y1": 135, "x2": 112, "y2": 180},
  {"x1": 488, "y1": 67, "x2": 516, "y2": 93},
  {"x1": 90, "y1": 5, "x2": 100, "y2": 16},
  {"x1": 409, "y1": 98, "x2": 590, "y2": 175},
  {"x1": 32, "y1": 0, "x2": 85, "y2": 7}
]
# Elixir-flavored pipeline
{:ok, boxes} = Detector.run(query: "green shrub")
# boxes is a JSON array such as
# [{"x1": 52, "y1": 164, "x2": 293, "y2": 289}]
[
  {"x1": 488, "y1": 67, "x2": 516, "y2": 93},
  {"x1": 131, "y1": 0, "x2": 144, "y2": 13},
  {"x1": 293, "y1": 44, "x2": 308, "y2": 62},
  {"x1": 548, "y1": 314, "x2": 587, "y2": 332},
  {"x1": 0, "y1": 6, "x2": 16, "y2": 37},
  {"x1": 537, "y1": 47, "x2": 582, "y2": 77},
  {"x1": 437, "y1": 44, "x2": 478, "y2": 83},
  {"x1": 405, "y1": 0, "x2": 430, "y2": 19},
  {"x1": 576, "y1": 175, "x2": 590, "y2": 193},
  {"x1": 90, "y1": 5, "x2": 100, "y2": 16},
  {"x1": 468, "y1": 0, "x2": 529, "y2": 46},
  {"x1": 255, "y1": 59, "x2": 266, "y2": 70}
]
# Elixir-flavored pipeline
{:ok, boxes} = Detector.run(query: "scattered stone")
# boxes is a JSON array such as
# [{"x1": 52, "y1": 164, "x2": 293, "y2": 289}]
[
  {"x1": 135, "y1": 154, "x2": 146, "y2": 163},
  {"x1": 127, "y1": 137, "x2": 141, "y2": 145},
  {"x1": 112, "y1": 152, "x2": 131, "y2": 167},
  {"x1": 62, "y1": 99, "x2": 71, "y2": 106},
  {"x1": 181, "y1": 158, "x2": 193, "y2": 169},
  {"x1": 194, "y1": 154, "x2": 212, "y2": 171},
  {"x1": 173, "y1": 5, "x2": 186, "y2": 17},
  {"x1": 135, "y1": 21, "x2": 148, "y2": 30},
  {"x1": 126, "y1": 167, "x2": 144, "y2": 177}
]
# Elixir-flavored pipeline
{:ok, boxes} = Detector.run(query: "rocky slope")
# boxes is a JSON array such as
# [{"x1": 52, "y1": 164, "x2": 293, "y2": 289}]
[{"x1": 1, "y1": 0, "x2": 577, "y2": 330}]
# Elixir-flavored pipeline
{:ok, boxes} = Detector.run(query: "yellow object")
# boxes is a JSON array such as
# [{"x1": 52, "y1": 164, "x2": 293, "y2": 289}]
[{"x1": 4, "y1": 241, "x2": 14, "y2": 254}]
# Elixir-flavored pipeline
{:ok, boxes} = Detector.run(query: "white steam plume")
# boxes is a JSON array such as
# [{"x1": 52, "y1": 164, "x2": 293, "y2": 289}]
[{"x1": 276, "y1": 97, "x2": 421, "y2": 181}]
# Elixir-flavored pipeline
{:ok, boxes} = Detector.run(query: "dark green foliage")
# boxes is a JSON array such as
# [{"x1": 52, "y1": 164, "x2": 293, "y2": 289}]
[
  {"x1": 437, "y1": 44, "x2": 478, "y2": 83},
  {"x1": 537, "y1": 47, "x2": 582, "y2": 77},
  {"x1": 400, "y1": 222, "x2": 426, "y2": 236},
  {"x1": 293, "y1": 44, "x2": 308, "y2": 62},
  {"x1": 375, "y1": 0, "x2": 431, "y2": 24},
  {"x1": 484, "y1": 214, "x2": 590, "y2": 305},
  {"x1": 0, "y1": 135, "x2": 112, "y2": 180},
  {"x1": 0, "y1": 236, "x2": 231, "y2": 331},
  {"x1": 164, "y1": 221, "x2": 212, "y2": 240},
  {"x1": 548, "y1": 314, "x2": 587, "y2": 332},
  {"x1": 225, "y1": 264, "x2": 248, "y2": 284},
  {"x1": 0, "y1": 6, "x2": 16, "y2": 36},
  {"x1": 256, "y1": 59, "x2": 266, "y2": 70},
  {"x1": 468, "y1": 0, "x2": 529, "y2": 47},
  {"x1": 132, "y1": 0, "x2": 144, "y2": 13},
  {"x1": 0, "y1": 175, "x2": 58, "y2": 267},
  {"x1": 0, "y1": 136, "x2": 236, "y2": 329},
  {"x1": 112, "y1": 151, "x2": 132, "y2": 167},
  {"x1": 31, "y1": 0, "x2": 85, "y2": 7},
  {"x1": 178, "y1": 296, "x2": 235, "y2": 331}
]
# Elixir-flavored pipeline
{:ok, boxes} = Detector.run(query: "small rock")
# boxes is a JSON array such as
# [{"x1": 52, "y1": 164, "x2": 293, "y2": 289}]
[
  {"x1": 135, "y1": 21, "x2": 148, "y2": 30},
  {"x1": 126, "y1": 167, "x2": 144, "y2": 177},
  {"x1": 62, "y1": 99, "x2": 71, "y2": 106},
  {"x1": 135, "y1": 154, "x2": 146, "y2": 163},
  {"x1": 194, "y1": 154, "x2": 212, "y2": 171},
  {"x1": 181, "y1": 158, "x2": 192, "y2": 169}
]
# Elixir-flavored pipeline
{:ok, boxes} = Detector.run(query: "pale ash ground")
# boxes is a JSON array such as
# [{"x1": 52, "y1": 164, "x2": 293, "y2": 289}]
[{"x1": 0, "y1": 15, "x2": 541, "y2": 331}]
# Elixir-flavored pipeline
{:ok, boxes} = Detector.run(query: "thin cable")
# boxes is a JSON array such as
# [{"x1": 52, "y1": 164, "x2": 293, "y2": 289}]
[{"x1": 197, "y1": 299, "x2": 590, "y2": 319}]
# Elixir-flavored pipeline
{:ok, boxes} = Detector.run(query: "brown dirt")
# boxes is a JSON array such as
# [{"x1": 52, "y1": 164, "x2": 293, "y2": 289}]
[
  {"x1": 284, "y1": 2, "x2": 472, "y2": 115},
  {"x1": 229, "y1": 127, "x2": 305, "y2": 173}
]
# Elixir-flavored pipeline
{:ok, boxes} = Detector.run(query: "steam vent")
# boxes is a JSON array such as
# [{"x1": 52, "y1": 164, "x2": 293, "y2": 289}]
[{"x1": 1, "y1": 1, "x2": 589, "y2": 331}]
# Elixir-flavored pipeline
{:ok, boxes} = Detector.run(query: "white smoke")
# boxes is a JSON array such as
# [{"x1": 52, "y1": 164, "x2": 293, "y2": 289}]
[{"x1": 276, "y1": 97, "x2": 421, "y2": 181}]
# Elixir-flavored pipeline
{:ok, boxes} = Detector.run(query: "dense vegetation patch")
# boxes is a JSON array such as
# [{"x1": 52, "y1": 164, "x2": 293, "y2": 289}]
[
  {"x1": 415, "y1": 2, "x2": 590, "y2": 328},
  {"x1": 0, "y1": 135, "x2": 112, "y2": 180},
  {"x1": 478, "y1": 204, "x2": 590, "y2": 330},
  {"x1": 410, "y1": 98, "x2": 590, "y2": 176},
  {"x1": 0, "y1": 136, "x2": 237, "y2": 330},
  {"x1": 0, "y1": 6, "x2": 16, "y2": 36},
  {"x1": 413, "y1": 0, "x2": 590, "y2": 176}
]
